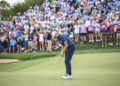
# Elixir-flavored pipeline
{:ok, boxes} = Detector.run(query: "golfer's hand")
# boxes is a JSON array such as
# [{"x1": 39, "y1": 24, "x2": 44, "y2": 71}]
[{"x1": 61, "y1": 51, "x2": 64, "y2": 57}]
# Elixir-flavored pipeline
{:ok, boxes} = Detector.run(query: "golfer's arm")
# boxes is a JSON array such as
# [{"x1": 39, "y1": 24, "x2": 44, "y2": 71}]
[{"x1": 62, "y1": 41, "x2": 68, "y2": 52}]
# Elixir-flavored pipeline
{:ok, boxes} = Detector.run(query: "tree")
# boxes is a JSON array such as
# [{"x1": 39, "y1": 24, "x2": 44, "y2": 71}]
[{"x1": 0, "y1": 0, "x2": 10, "y2": 9}]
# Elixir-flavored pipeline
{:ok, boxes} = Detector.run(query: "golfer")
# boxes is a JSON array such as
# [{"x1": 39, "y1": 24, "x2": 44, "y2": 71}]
[{"x1": 52, "y1": 31, "x2": 75, "y2": 79}]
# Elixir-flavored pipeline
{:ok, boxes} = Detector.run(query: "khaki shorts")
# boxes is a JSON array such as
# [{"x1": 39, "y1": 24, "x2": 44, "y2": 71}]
[
  {"x1": 101, "y1": 33, "x2": 107, "y2": 40},
  {"x1": 74, "y1": 33, "x2": 79, "y2": 37},
  {"x1": 28, "y1": 41, "x2": 33, "y2": 47},
  {"x1": 116, "y1": 33, "x2": 120, "y2": 39}
]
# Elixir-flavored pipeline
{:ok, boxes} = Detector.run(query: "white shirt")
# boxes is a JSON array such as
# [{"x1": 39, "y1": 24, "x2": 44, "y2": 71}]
[{"x1": 74, "y1": 25, "x2": 80, "y2": 34}]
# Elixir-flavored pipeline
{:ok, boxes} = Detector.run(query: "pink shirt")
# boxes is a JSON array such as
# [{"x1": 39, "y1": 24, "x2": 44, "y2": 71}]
[
  {"x1": 33, "y1": 36, "x2": 38, "y2": 44},
  {"x1": 88, "y1": 22, "x2": 94, "y2": 31},
  {"x1": 102, "y1": 21, "x2": 107, "y2": 30},
  {"x1": 80, "y1": 24, "x2": 87, "y2": 33}
]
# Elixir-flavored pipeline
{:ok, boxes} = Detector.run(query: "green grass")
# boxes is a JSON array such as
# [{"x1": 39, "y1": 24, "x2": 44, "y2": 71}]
[
  {"x1": 0, "y1": 50, "x2": 120, "y2": 86},
  {"x1": 0, "y1": 52, "x2": 58, "y2": 60}
]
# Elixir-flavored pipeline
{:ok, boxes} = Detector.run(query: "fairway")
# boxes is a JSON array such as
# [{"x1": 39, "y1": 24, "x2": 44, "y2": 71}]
[{"x1": 0, "y1": 52, "x2": 120, "y2": 86}]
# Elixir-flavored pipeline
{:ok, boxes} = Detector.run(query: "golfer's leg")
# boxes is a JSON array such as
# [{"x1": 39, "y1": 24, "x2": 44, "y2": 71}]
[{"x1": 65, "y1": 46, "x2": 75, "y2": 75}]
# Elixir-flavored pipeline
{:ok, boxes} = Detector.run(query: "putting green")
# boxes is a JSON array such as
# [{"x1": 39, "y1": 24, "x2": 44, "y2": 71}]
[{"x1": 0, "y1": 52, "x2": 120, "y2": 86}]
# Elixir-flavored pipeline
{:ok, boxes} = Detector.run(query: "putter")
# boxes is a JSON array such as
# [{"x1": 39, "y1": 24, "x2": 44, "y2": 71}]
[{"x1": 52, "y1": 56, "x2": 63, "y2": 79}]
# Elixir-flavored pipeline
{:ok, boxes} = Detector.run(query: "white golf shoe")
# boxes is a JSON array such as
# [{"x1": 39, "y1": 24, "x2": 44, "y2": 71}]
[{"x1": 62, "y1": 74, "x2": 72, "y2": 80}]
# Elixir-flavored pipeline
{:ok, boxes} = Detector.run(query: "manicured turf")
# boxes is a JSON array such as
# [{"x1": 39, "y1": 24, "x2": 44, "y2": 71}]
[{"x1": 0, "y1": 52, "x2": 120, "y2": 86}]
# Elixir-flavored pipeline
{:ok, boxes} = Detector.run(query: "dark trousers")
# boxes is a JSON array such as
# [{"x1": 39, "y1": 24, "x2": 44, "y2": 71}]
[{"x1": 65, "y1": 45, "x2": 75, "y2": 75}]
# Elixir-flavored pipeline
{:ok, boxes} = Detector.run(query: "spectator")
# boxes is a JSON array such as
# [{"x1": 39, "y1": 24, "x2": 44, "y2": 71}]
[
  {"x1": 33, "y1": 34, "x2": 38, "y2": 51},
  {"x1": 17, "y1": 36, "x2": 22, "y2": 53},
  {"x1": 74, "y1": 22, "x2": 80, "y2": 43},
  {"x1": 38, "y1": 31, "x2": 44, "y2": 51},
  {"x1": 47, "y1": 30, "x2": 52, "y2": 52},
  {"x1": 10, "y1": 37, "x2": 17, "y2": 52},
  {"x1": 80, "y1": 20, "x2": 87, "y2": 44},
  {"x1": 87, "y1": 18, "x2": 95, "y2": 43},
  {"x1": 2, "y1": 38, "x2": 8, "y2": 53},
  {"x1": 116, "y1": 24, "x2": 120, "y2": 46},
  {"x1": 101, "y1": 20, "x2": 108, "y2": 47},
  {"x1": 95, "y1": 20, "x2": 102, "y2": 42},
  {"x1": 28, "y1": 33, "x2": 33, "y2": 52}
]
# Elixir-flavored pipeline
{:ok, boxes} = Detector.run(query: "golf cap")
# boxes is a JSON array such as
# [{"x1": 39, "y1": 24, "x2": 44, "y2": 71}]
[{"x1": 52, "y1": 31, "x2": 57, "y2": 38}]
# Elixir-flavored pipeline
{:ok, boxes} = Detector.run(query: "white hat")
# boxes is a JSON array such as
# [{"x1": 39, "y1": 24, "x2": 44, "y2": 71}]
[{"x1": 52, "y1": 31, "x2": 57, "y2": 38}]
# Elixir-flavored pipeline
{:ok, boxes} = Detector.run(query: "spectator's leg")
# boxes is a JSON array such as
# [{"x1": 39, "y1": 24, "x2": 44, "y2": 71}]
[
  {"x1": 116, "y1": 34, "x2": 118, "y2": 46},
  {"x1": 102, "y1": 34, "x2": 104, "y2": 47},
  {"x1": 84, "y1": 36, "x2": 86, "y2": 43},
  {"x1": 89, "y1": 34, "x2": 91, "y2": 42},
  {"x1": 42, "y1": 42, "x2": 44, "y2": 51},
  {"x1": 40, "y1": 42, "x2": 41, "y2": 51},
  {"x1": 99, "y1": 33, "x2": 102, "y2": 41},
  {"x1": 105, "y1": 35, "x2": 107, "y2": 47},
  {"x1": 47, "y1": 40, "x2": 49, "y2": 52},
  {"x1": 20, "y1": 45, "x2": 22, "y2": 53},
  {"x1": 13, "y1": 46, "x2": 15, "y2": 52},
  {"x1": 9, "y1": 47, "x2": 11, "y2": 53},
  {"x1": 91, "y1": 33, "x2": 94, "y2": 42}
]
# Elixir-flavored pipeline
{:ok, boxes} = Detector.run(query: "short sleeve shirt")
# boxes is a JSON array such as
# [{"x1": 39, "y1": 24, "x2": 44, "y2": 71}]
[{"x1": 58, "y1": 34, "x2": 74, "y2": 48}]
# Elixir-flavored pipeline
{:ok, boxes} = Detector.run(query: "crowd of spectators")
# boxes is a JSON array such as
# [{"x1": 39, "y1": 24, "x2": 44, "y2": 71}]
[{"x1": 0, "y1": 0, "x2": 120, "y2": 53}]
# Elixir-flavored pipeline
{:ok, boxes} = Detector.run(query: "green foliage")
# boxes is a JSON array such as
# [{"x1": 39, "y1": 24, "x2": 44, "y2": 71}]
[
  {"x1": 0, "y1": 0, "x2": 52, "y2": 20},
  {"x1": 0, "y1": 0, "x2": 10, "y2": 8}
]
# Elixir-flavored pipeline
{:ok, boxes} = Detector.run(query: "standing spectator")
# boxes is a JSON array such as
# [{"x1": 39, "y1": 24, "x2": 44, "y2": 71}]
[
  {"x1": 24, "y1": 33, "x2": 28, "y2": 50},
  {"x1": 17, "y1": 36, "x2": 22, "y2": 53},
  {"x1": 33, "y1": 34, "x2": 38, "y2": 51},
  {"x1": 87, "y1": 18, "x2": 95, "y2": 43},
  {"x1": 116, "y1": 24, "x2": 120, "y2": 46},
  {"x1": 2, "y1": 38, "x2": 8, "y2": 53},
  {"x1": 74, "y1": 22, "x2": 80, "y2": 43},
  {"x1": 69, "y1": 26, "x2": 74, "y2": 41},
  {"x1": 10, "y1": 37, "x2": 17, "y2": 52},
  {"x1": 44, "y1": 30, "x2": 48, "y2": 51},
  {"x1": 28, "y1": 33, "x2": 33, "y2": 52},
  {"x1": 47, "y1": 30, "x2": 52, "y2": 52},
  {"x1": 80, "y1": 20, "x2": 87, "y2": 44},
  {"x1": 38, "y1": 31, "x2": 44, "y2": 51},
  {"x1": 101, "y1": 21, "x2": 108, "y2": 47},
  {"x1": 95, "y1": 20, "x2": 102, "y2": 42}
]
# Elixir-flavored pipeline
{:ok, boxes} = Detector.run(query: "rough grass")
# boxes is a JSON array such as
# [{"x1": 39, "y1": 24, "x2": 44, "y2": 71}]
[{"x1": 0, "y1": 52, "x2": 58, "y2": 60}]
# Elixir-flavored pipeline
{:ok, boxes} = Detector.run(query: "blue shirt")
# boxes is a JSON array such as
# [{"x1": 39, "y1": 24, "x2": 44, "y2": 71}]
[
  {"x1": 15, "y1": 29, "x2": 20, "y2": 37},
  {"x1": 58, "y1": 34, "x2": 74, "y2": 48},
  {"x1": 62, "y1": 27, "x2": 69, "y2": 36},
  {"x1": 28, "y1": 35, "x2": 33, "y2": 41},
  {"x1": 10, "y1": 39, "x2": 16, "y2": 46}
]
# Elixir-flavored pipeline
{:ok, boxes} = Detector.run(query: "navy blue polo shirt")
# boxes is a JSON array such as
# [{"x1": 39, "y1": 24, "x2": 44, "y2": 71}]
[
  {"x1": 117, "y1": 28, "x2": 120, "y2": 33},
  {"x1": 28, "y1": 35, "x2": 33, "y2": 41},
  {"x1": 58, "y1": 34, "x2": 74, "y2": 48}
]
